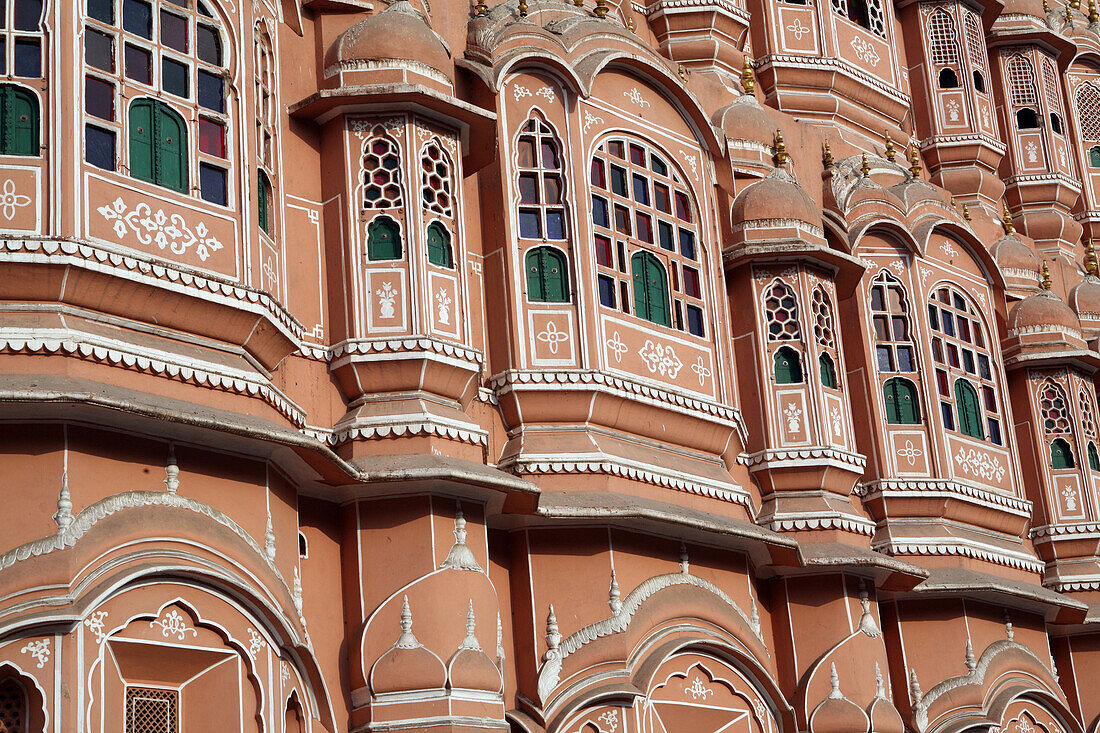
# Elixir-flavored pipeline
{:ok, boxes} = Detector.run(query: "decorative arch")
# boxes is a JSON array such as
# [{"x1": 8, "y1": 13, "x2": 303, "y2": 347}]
[{"x1": 0, "y1": 662, "x2": 47, "y2": 733}]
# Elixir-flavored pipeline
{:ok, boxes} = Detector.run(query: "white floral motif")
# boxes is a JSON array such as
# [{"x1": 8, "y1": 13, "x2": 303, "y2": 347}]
[
  {"x1": 786, "y1": 18, "x2": 810, "y2": 39},
  {"x1": 898, "y1": 440, "x2": 923, "y2": 466},
  {"x1": 918, "y1": 265, "x2": 933, "y2": 283},
  {"x1": 953, "y1": 446, "x2": 1006, "y2": 482},
  {"x1": 247, "y1": 628, "x2": 266, "y2": 660},
  {"x1": 281, "y1": 661, "x2": 292, "y2": 683},
  {"x1": 850, "y1": 37, "x2": 880, "y2": 66},
  {"x1": 638, "y1": 340, "x2": 683, "y2": 378},
  {"x1": 150, "y1": 609, "x2": 198, "y2": 641},
  {"x1": 1059, "y1": 149, "x2": 1067, "y2": 167},
  {"x1": 376, "y1": 281, "x2": 398, "y2": 319},
  {"x1": 536, "y1": 87, "x2": 555, "y2": 102},
  {"x1": 784, "y1": 403, "x2": 802, "y2": 434},
  {"x1": 0, "y1": 179, "x2": 30, "y2": 221},
  {"x1": 513, "y1": 85, "x2": 532, "y2": 101},
  {"x1": 84, "y1": 611, "x2": 109, "y2": 645},
  {"x1": 598, "y1": 711, "x2": 619, "y2": 733},
  {"x1": 679, "y1": 151, "x2": 699, "y2": 181},
  {"x1": 1026, "y1": 141, "x2": 1038, "y2": 163},
  {"x1": 20, "y1": 639, "x2": 49, "y2": 668},
  {"x1": 606, "y1": 331, "x2": 629, "y2": 363},
  {"x1": 96, "y1": 198, "x2": 224, "y2": 261},
  {"x1": 890, "y1": 260, "x2": 904, "y2": 273},
  {"x1": 1017, "y1": 719, "x2": 1034, "y2": 733},
  {"x1": 941, "y1": 240, "x2": 958, "y2": 258},
  {"x1": 947, "y1": 100, "x2": 960, "y2": 122},
  {"x1": 1063, "y1": 485, "x2": 1079, "y2": 511},
  {"x1": 624, "y1": 88, "x2": 651, "y2": 108},
  {"x1": 692, "y1": 356, "x2": 712, "y2": 386},
  {"x1": 982, "y1": 108, "x2": 991, "y2": 128},
  {"x1": 582, "y1": 110, "x2": 604, "y2": 134},
  {"x1": 536, "y1": 321, "x2": 570, "y2": 355},
  {"x1": 830, "y1": 406, "x2": 842, "y2": 436},
  {"x1": 686, "y1": 677, "x2": 713, "y2": 700},
  {"x1": 435, "y1": 287, "x2": 452, "y2": 325}
]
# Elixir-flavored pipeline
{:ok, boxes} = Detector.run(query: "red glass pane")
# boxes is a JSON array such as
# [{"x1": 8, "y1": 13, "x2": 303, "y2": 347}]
[
  {"x1": 629, "y1": 144, "x2": 644, "y2": 165},
  {"x1": 594, "y1": 234, "x2": 612, "y2": 267},
  {"x1": 675, "y1": 191, "x2": 690, "y2": 221},
  {"x1": 198, "y1": 117, "x2": 225, "y2": 157},
  {"x1": 683, "y1": 267, "x2": 700, "y2": 298},
  {"x1": 590, "y1": 159, "x2": 605, "y2": 188},
  {"x1": 635, "y1": 212, "x2": 652, "y2": 243}
]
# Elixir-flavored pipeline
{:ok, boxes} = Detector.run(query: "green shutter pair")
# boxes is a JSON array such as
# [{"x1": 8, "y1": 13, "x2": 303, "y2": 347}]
[
  {"x1": 1051, "y1": 438, "x2": 1076, "y2": 469},
  {"x1": 526, "y1": 246, "x2": 568, "y2": 302},
  {"x1": 427, "y1": 222, "x2": 453, "y2": 268},
  {"x1": 0, "y1": 84, "x2": 38, "y2": 156},
  {"x1": 953, "y1": 379, "x2": 984, "y2": 440},
  {"x1": 774, "y1": 347, "x2": 803, "y2": 384},
  {"x1": 884, "y1": 377, "x2": 919, "y2": 424},
  {"x1": 367, "y1": 217, "x2": 401, "y2": 261},
  {"x1": 631, "y1": 252, "x2": 669, "y2": 326},
  {"x1": 129, "y1": 99, "x2": 187, "y2": 193}
]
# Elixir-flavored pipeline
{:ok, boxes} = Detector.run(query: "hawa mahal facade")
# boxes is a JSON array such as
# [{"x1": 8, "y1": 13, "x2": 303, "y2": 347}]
[{"x1": 9, "y1": 0, "x2": 1100, "y2": 730}]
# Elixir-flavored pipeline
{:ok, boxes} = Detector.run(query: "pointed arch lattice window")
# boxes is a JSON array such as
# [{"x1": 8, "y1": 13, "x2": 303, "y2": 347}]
[
  {"x1": 765, "y1": 281, "x2": 801, "y2": 341},
  {"x1": 362, "y1": 130, "x2": 403, "y2": 210},
  {"x1": 421, "y1": 140, "x2": 453, "y2": 217},
  {"x1": 517, "y1": 116, "x2": 567, "y2": 241},
  {"x1": 1080, "y1": 386, "x2": 1097, "y2": 439},
  {"x1": 1040, "y1": 380, "x2": 1077, "y2": 469},
  {"x1": 964, "y1": 13, "x2": 984, "y2": 70},
  {"x1": 812, "y1": 285, "x2": 841, "y2": 390},
  {"x1": 928, "y1": 9, "x2": 960, "y2": 66},
  {"x1": 870, "y1": 271, "x2": 916, "y2": 373},
  {"x1": 1007, "y1": 54, "x2": 1039, "y2": 107},
  {"x1": 1076, "y1": 83, "x2": 1100, "y2": 168},
  {"x1": 0, "y1": 677, "x2": 26, "y2": 733},
  {"x1": 590, "y1": 136, "x2": 705, "y2": 335},
  {"x1": 1042, "y1": 58, "x2": 1065, "y2": 134},
  {"x1": 255, "y1": 24, "x2": 276, "y2": 236},
  {"x1": 928, "y1": 283, "x2": 1002, "y2": 444}
]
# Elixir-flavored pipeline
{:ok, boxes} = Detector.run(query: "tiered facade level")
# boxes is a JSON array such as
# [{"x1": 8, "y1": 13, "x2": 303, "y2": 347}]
[{"x1": 10, "y1": 0, "x2": 1100, "y2": 731}]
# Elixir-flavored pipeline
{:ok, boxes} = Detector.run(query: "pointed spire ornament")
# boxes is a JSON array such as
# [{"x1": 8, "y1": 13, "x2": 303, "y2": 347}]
[
  {"x1": 874, "y1": 662, "x2": 886, "y2": 699},
  {"x1": 773, "y1": 130, "x2": 789, "y2": 165},
  {"x1": 908, "y1": 145, "x2": 922, "y2": 177},
  {"x1": 164, "y1": 445, "x2": 180, "y2": 494},
  {"x1": 1066, "y1": 2, "x2": 1073, "y2": 22},
  {"x1": 1044, "y1": 0, "x2": 1051, "y2": 11},
  {"x1": 609, "y1": 570, "x2": 623, "y2": 615},
  {"x1": 1088, "y1": 0, "x2": 1097, "y2": 22},
  {"x1": 678, "y1": 64, "x2": 687, "y2": 82},
  {"x1": 1086, "y1": 239, "x2": 1098, "y2": 276},
  {"x1": 1002, "y1": 205, "x2": 1016, "y2": 234},
  {"x1": 962, "y1": 203, "x2": 971, "y2": 221},
  {"x1": 858, "y1": 582, "x2": 881, "y2": 637},
  {"x1": 594, "y1": 0, "x2": 609, "y2": 18},
  {"x1": 573, "y1": 0, "x2": 584, "y2": 7},
  {"x1": 1040, "y1": 262, "x2": 1052, "y2": 291},
  {"x1": 496, "y1": 612, "x2": 506, "y2": 664},
  {"x1": 53, "y1": 471, "x2": 72, "y2": 534},
  {"x1": 395, "y1": 595, "x2": 422, "y2": 649},
  {"x1": 518, "y1": 0, "x2": 528, "y2": 15},
  {"x1": 292, "y1": 566, "x2": 304, "y2": 615},
  {"x1": 626, "y1": 16, "x2": 635, "y2": 31},
  {"x1": 264, "y1": 507, "x2": 276, "y2": 562},
  {"x1": 1005, "y1": 609, "x2": 1015, "y2": 640},
  {"x1": 828, "y1": 663, "x2": 843, "y2": 699},
  {"x1": 965, "y1": 639, "x2": 976, "y2": 672},
  {"x1": 861, "y1": 153, "x2": 871, "y2": 177},
  {"x1": 459, "y1": 600, "x2": 482, "y2": 650},
  {"x1": 474, "y1": 0, "x2": 488, "y2": 15},
  {"x1": 884, "y1": 131, "x2": 896, "y2": 162},
  {"x1": 741, "y1": 56, "x2": 755, "y2": 95},
  {"x1": 545, "y1": 605, "x2": 561, "y2": 658},
  {"x1": 909, "y1": 667, "x2": 922, "y2": 705},
  {"x1": 679, "y1": 542, "x2": 690, "y2": 574},
  {"x1": 440, "y1": 504, "x2": 484, "y2": 571},
  {"x1": 822, "y1": 140, "x2": 834, "y2": 171}
]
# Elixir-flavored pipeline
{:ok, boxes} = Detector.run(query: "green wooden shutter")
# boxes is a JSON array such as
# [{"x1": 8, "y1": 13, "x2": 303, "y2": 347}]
[
  {"x1": 154, "y1": 102, "x2": 187, "y2": 193},
  {"x1": 1089, "y1": 442, "x2": 1099, "y2": 471},
  {"x1": 427, "y1": 223, "x2": 453, "y2": 268},
  {"x1": 1, "y1": 86, "x2": 38, "y2": 155},
  {"x1": 631, "y1": 252, "x2": 649, "y2": 318},
  {"x1": 258, "y1": 170, "x2": 271, "y2": 234},
  {"x1": 631, "y1": 252, "x2": 669, "y2": 326},
  {"x1": 1051, "y1": 438, "x2": 1076, "y2": 469},
  {"x1": 1091, "y1": 146, "x2": 1100, "y2": 168},
  {"x1": 884, "y1": 378, "x2": 919, "y2": 424},
  {"x1": 129, "y1": 100, "x2": 155, "y2": 184},
  {"x1": 525, "y1": 247, "x2": 568, "y2": 303},
  {"x1": 774, "y1": 347, "x2": 803, "y2": 384},
  {"x1": 367, "y1": 217, "x2": 401, "y2": 260},
  {"x1": 526, "y1": 249, "x2": 544, "y2": 301},
  {"x1": 954, "y1": 379, "x2": 984, "y2": 439},
  {"x1": 819, "y1": 353, "x2": 837, "y2": 389}
]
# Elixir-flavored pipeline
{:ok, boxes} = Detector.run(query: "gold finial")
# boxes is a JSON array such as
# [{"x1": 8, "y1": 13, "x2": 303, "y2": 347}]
[
  {"x1": 884, "y1": 131, "x2": 896, "y2": 162},
  {"x1": 627, "y1": 16, "x2": 635, "y2": 30},
  {"x1": 1041, "y1": 261, "x2": 1052, "y2": 290},
  {"x1": 518, "y1": 0, "x2": 528, "y2": 15},
  {"x1": 1088, "y1": 0, "x2": 1097, "y2": 23},
  {"x1": 774, "y1": 129, "x2": 789, "y2": 165},
  {"x1": 573, "y1": 0, "x2": 584, "y2": 6},
  {"x1": 475, "y1": 0, "x2": 488, "y2": 14},
  {"x1": 908, "y1": 145, "x2": 922, "y2": 177},
  {"x1": 594, "y1": 0, "x2": 608, "y2": 17},
  {"x1": 1087, "y1": 239, "x2": 1099, "y2": 276},
  {"x1": 1065, "y1": 2, "x2": 1073, "y2": 22},
  {"x1": 822, "y1": 140, "x2": 834, "y2": 169},
  {"x1": 1043, "y1": 0, "x2": 1051, "y2": 11},
  {"x1": 861, "y1": 153, "x2": 871, "y2": 177},
  {"x1": 677, "y1": 64, "x2": 687, "y2": 82},
  {"x1": 962, "y1": 203, "x2": 972, "y2": 221},
  {"x1": 1002, "y1": 205, "x2": 1016, "y2": 235},
  {"x1": 1072, "y1": 0, "x2": 1080, "y2": 9},
  {"x1": 741, "y1": 56, "x2": 755, "y2": 95}
]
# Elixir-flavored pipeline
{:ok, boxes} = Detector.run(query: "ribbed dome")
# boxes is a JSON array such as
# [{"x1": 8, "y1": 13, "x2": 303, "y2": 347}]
[
  {"x1": 1069, "y1": 275, "x2": 1100, "y2": 318},
  {"x1": 731, "y1": 169, "x2": 821, "y2": 228},
  {"x1": 1008, "y1": 289, "x2": 1082, "y2": 333},
  {"x1": 325, "y1": 1, "x2": 452, "y2": 81},
  {"x1": 1002, "y1": 0, "x2": 1047, "y2": 18},
  {"x1": 714, "y1": 96, "x2": 776, "y2": 144},
  {"x1": 992, "y1": 235, "x2": 1039, "y2": 272},
  {"x1": 370, "y1": 596, "x2": 448, "y2": 694},
  {"x1": 808, "y1": 665, "x2": 870, "y2": 733}
]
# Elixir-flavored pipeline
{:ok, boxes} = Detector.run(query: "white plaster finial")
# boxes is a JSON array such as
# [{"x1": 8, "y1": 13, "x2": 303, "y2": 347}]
[
  {"x1": 53, "y1": 471, "x2": 72, "y2": 534},
  {"x1": 264, "y1": 508, "x2": 276, "y2": 562},
  {"x1": 609, "y1": 570, "x2": 622, "y2": 615},
  {"x1": 292, "y1": 566, "x2": 303, "y2": 615},
  {"x1": 679, "y1": 542, "x2": 689, "y2": 574},
  {"x1": 496, "y1": 612, "x2": 505, "y2": 665},
  {"x1": 395, "y1": 595, "x2": 422, "y2": 649},
  {"x1": 750, "y1": 595, "x2": 761, "y2": 635},
  {"x1": 874, "y1": 662, "x2": 885, "y2": 699},
  {"x1": 164, "y1": 445, "x2": 180, "y2": 494},
  {"x1": 1051, "y1": 657, "x2": 1059, "y2": 682},
  {"x1": 440, "y1": 503, "x2": 484, "y2": 571},
  {"x1": 828, "y1": 663, "x2": 843, "y2": 699},
  {"x1": 858, "y1": 581, "x2": 881, "y2": 638},
  {"x1": 965, "y1": 639, "x2": 976, "y2": 672},
  {"x1": 909, "y1": 667, "x2": 922, "y2": 705},
  {"x1": 545, "y1": 604, "x2": 561, "y2": 657},
  {"x1": 1005, "y1": 610, "x2": 1014, "y2": 641},
  {"x1": 459, "y1": 600, "x2": 482, "y2": 651}
]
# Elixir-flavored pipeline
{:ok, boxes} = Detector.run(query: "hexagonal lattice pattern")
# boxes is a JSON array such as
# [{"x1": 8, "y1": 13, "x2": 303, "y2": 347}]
[
  {"x1": 363, "y1": 135, "x2": 404, "y2": 209},
  {"x1": 0, "y1": 679, "x2": 24, "y2": 733},
  {"x1": 126, "y1": 687, "x2": 178, "y2": 733},
  {"x1": 1080, "y1": 388, "x2": 1097, "y2": 438},
  {"x1": 421, "y1": 142, "x2": 453, "y2": 217},
  {"x1": 811, "y1": 287, "x2": 834, "y2": 348},
  {"x1": 764, "y1": 282, "x2": 801, "y2": 341},
  {"x1": 1040, "y1": 382, "x2": 1071, "y2": 435}
]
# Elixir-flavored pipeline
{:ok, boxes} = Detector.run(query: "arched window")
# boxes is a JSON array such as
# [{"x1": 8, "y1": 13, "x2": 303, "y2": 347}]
[
  {"x1": 421, "y1": 141, "x2": 453, "y2": 217},
  {"x1": 84, "y1": 0, "x2": 229, "y2": 201},
  {"x1": 1089, "y1": 442, "x2": 1099, "y2": 471},
  {"x1": 1007, "y1": 54, "x2": 1039, "y2": 108},
  {"x1": 869, "y1": 271, "x2": 916, "y2": 374},
  {"x1": 298, "y1": 531, "x2": 308, "y2": 558},
  {"x1": 1051, "y1": 437, "x2": 1076, "y2": 469},
  {"x1": 884, "y1": 377, "x2": 920, "y2": 424},
  {"x1": 426, "y1": 221, "x2": 453, "y2": 268},
  {"x1": 367, "y1": 216, "x2": 401, "y2": 261},
  {"x1": 1050, "y1": 113, "x2": 1063, "y2": 134},
  {"x1": 0, "y1": 676, "x2": 26, "y2": 733},
  {"x1": 257, "y1": 169, "x2": 272, "y2": 235},
  {"x1": 832, "y1": 0, "x2": 885, "y2": 36},
  {"x1": 765, "y1": 281, "x2": 801, "y2": 341},
  {"x1": 1016, "y1": 108, "x2": 1039, "y2": 129},
  {"x1": 938, "y1": 68, "x2": 960, "y2": 89},
  {"x1": 0, "y1": 84, "x2": 38, "y2": 155},
  {"x1": 129, "y1": 99, "x2": 187, "y2": 193},
  {"x1": 1042, "y1": 58, "x2": 1065, "y2": 136},
  {"x1": 1077, "y1": 83, "x2": 1100, "y2": 143},
  {"x1": 929, "y1": 283, "x2": 1002, "y2": 443},
  {"x1": 774, "y1": 346, "x2": 803, "y2": 384},
  {"x1": 1079, "y1": 387, "x2": 1096, "y2": 439},
  {"x1": 591, "y1": 137, "x2": 704, "y2": 335},
  {"x1": 819, "y1": 353, "x2": 837, "y2": 388},
  {"x1": 516, "y1": 116, "x2": 567, "y2": 240},
  {"x1": 363, "y1": 131, "x2": 403, "y2": 209},
  {"x1": 526, "y1": 246, "x2": 569, "y2": 303},
  {"x1": 928, "y1": 9, "x2": 961, "y2": 89},
  {"x1": 964, "y1": 13, "x2": 986, "y2": 72},
  {"x1": 630, "y1": 251, "x2": 670, "y2": 326}
]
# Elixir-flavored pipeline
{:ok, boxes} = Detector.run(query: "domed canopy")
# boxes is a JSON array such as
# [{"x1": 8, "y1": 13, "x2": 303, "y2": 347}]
[
  {"x1": 808, "y1": 665, "x2": 869, "y2": 733},
  {"x1": 1001, "y1": 0, "x2": 1047, "y2": 19},
  {"x1": 731, "y1": 168, "x2": 822, "y2": 228},
  {"x1": 370, "y1": 596, "x2": 448, "y2": 694},
  {"x1": 993, "y1": 235, "x2": 1039, "y2": 273},
  {"x1": 447, "y1": 602, "x2": 502, "y2": 693},
  {"x1": 1008, "y1": 289, "x2": 1082, "y2": 333},
  {"x1": 1070, "y1": 275, "x2": 1100, "y2": 319},
  {"x1": 714, "y1": 95, "x2": 776, "y2": 144},
  {"x1": 326, "y1": 1, "x2": 452, "y2": 82}
]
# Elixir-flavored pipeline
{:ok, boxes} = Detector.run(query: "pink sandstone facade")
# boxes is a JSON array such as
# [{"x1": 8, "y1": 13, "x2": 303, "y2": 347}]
[{"x1": 8, "y1": 0, "x2": 1100, "y2": 731}]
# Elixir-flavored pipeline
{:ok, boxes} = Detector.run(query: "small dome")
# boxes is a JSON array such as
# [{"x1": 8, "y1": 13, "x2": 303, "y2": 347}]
[
  {"x1": 993, "y1": 235, "x2": 1039, "y2": 273},
  {"x1": 731, "y1": 168, "x2": 821, "y2": 228},
  {"x1": 446, "y1": 602, "x2": 501, "y2": 693},
  {"x1": 808, "y1": 665, "x2": 869, "y2": 733},
  {"x1": 325, "y1": 1, "x2": 452, "y2": 81},
  {"x1": 370, "y1": 596, "x2": 448, "y2": 694},
  {"x1": 714, "y1": 96, "x2": 776, "y2": 144},
  {"x1": 1002, "y1": 0, "x2": 1047, "y2": 18},
  {"x1": 1069, "y1": 275, "x2": 1100, "y2": 318},
  {"x1": 867, "y1": 695, "x2": 904, "y2": 733},
  {"x1": 1008, "y1": 289, "x2": 1082, "y2": 333}
]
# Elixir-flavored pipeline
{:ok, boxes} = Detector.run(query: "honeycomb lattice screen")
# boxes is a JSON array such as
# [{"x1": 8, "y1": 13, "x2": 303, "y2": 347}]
[
  {"x1": 126, "y1": 687, "x2": 178, "y2": 733},
  {"x1": 0, "y1": 678, "x2": 26, "y2": 733}
]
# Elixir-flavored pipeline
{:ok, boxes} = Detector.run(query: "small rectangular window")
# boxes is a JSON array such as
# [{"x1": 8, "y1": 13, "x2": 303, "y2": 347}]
[
  {"x1": 675, "y1": 191, "x2": 690, "y2": 221},
  {"x1": 122, "y1": 0, "x2": 152, "y2": 38},
  {"x1": 941, "y1": 402, "x2": 955, "y2": 430},
  {"x1": 619, "y1": 281, "x2": 629, "y2": 312},
  {"x1": 983, "y1": 385, "x2": 996, "y2": 411},
  {"x1": 545, "y1": 210, "x2": 564, "y2": 240},
  {"x1": 591, "y1": 195, "x2": 608, "y2": 227},
  {"x1": 942, "y1": 311, "x2": 956, "y2": 337},
  {"x1": 197, "y1": 70, "x2": 223, "y2": 112},
  {"x1": 931, "y1": 337, "x2": 943, "y2": 363},
  {"x1": 14, "y1": 0, "x2": 41, "y2": 29},
  {"x1": 686, "y1": 305, "x2": 704, "y2": 336},
  {"x1": 124, "y1": 43, "x2": 152, "y2": 84},
  {"x1": 610, "y1": 165, "x2": 627, "y2": 197},
  {"x1": 962, "y1": 349, "x2": 975, "y2": 374},
  {"x1": 85, "y1": 76, "x2": 114, "y2": 120},
  {"x1": 85, "y1": 124, "x2": 115, "y2": 170},
  {"x1": 635, "y1": 212, "x2": 652, "y2": 243},
  {"x1": 632, "y1": 173, "x2": 649, "y2": 205},
  {"x1": 650, "y1": 154, "x2": 667, "y2": 176},
  {"x1": 13, "y1": 38, "x2": 40, "y2": 77},
  {"x1": 870, "y1": 286, "x2": 884, "y2": 311},
  {"x1": 978, "y1": 354, "x2": 991, "y2": 380},
  {"x1": 614, "y1": 205, "x2": 630, "y2": 235},
  {"x1": 927, "y1": 304, "x2": 939, "y2": 331},
  {"x1": 891, "y1": 316, "x2": 906, "y2": 340},
  {"x1": 654, "y1": 183, "x2": 670, "y2": 213},
  {"x1": 590, "y1": 158, "x2": 605, "y2": 188},
  {"x1": 896, "y1": 346, "x2": 915, "y2": 372},
  {"x1": 594, "y1": 234, "x2": 612, "y2": 267},
  {"x1": 873, "y1": 315, "x2": 889, "y2": 340},
  {"x1": 543, "y1": 175, "x2": 561, "y2": 204},
  {"x1": 540, "y1": 141, "x2": 557, "y2": 168},
  {"x1": 162, "y1": 57, "x2": 189, "y2": 98},
  {"x1": 616, "y1": 241, "x2": 626, "y2": 273},
  {"x1": 196, "y1": 22, "x2": 220, "y2": 64},
  {"x1": 958, "y1": 318, "x2": 972, "y2": 343},
  {"x1": 682, "y1": 266, "x2": 700, "y2": 298},
  {"x1": 658, "y1": 220, "x2": 674, "y2": 251},
  {"x1": 678, "y1": 229, "x2": 696, "y2": 260},
  {"x1": 518, "y1": 209, "x2": 541, "y2": 238},
  {"x1": 518, "y1": 173, "x2": 538, "y2": 203},
  {"x1": 876, "y1": 346, "x2": 894, "y2": 372},
  {"x1": 629, "y1": 144, "x2": 644, "y2": 165},
  {"x1": 947, "y1": 343, "x2": 960, "y2": 368},
  {"x1": 160, "y1": 10, "x2": 188, "y2": 52},
  {"x1": 936, "y1": 368, "x2": 948, "y2": 396},
  {"x1": 516, "y1": 138, "x2": 535, "y2": 167},
  {"x1": 198, "y1": 117, "x2": 224, "y2": 157},
  {"x1": 598, "y1": 274, "x2": 616, "y2": 307},
  {"x1": 608, "y1": 140, "x2": 624, "y2": 159},
  {"x1": 988, "y1": 418, "x2": 1002, "y2": 445},
  {"x1": 199, "y1": 163, "x2": 227, "y2": 205},
  {"x1": 88, "y1": 0, "x2": 114, "y2": 23},
  {"x1": 85, "y1": 28, "x2": 114, "y2": 72}
]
